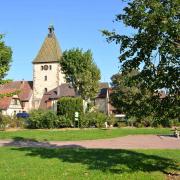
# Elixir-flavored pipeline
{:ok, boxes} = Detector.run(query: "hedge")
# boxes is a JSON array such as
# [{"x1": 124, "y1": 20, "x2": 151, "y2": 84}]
[{"x1": 57, "y1": 97, "x2": 83, "y2": 125}]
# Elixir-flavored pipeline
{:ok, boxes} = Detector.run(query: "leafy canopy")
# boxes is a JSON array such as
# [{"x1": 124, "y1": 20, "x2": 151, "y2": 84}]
[
  {"x1": 0, "y1": 34, "x2": 13, "y2": 98},
  {"x1": 60, "y1": 48, "x2": 101, "y2": 100},
  {"x1": 110, "y1": 70, "x2": 153, "y2": 119},
  {"x1": 102, "y1": 0, "x2": 179, "y2": 94},
  {"x1": 103, "y1": 0, "x2": 180, "y2": 119},
  {"x1": 0, "y1": 34, "x2": 12, "y2": 84}
]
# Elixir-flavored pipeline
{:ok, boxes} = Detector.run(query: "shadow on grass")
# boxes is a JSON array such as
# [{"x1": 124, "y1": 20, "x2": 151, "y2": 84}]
[{"x1": 7, "y1": 137, "x2": 180, "y2": 176}]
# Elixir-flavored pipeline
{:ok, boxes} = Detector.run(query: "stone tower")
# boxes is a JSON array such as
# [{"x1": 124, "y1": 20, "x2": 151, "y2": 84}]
[{"x1": 32, "y1": 25, "x2": 66, "y2": 109}]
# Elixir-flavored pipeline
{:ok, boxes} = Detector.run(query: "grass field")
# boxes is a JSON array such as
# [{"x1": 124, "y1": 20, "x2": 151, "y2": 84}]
[
  {"x1": 0, "y1": 147, "x2": 179, "y2": 180},
  {"x1": 0, "y1": 128, "x2": 172, "y2": 141}
]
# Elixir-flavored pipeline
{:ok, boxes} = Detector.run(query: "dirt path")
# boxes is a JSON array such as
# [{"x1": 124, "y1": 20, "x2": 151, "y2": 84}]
[{"x1": 0, "y1": 135, "x2": 179, "y2": 149}]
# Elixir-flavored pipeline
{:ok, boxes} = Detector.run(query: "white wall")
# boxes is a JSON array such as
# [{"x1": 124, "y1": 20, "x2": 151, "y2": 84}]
[
  {"x1": 33, "y1": 62, "x2": 66, "y2": 109},
  {"x1": 2, "y1": 97, "x2": 23, "y2": 116}
]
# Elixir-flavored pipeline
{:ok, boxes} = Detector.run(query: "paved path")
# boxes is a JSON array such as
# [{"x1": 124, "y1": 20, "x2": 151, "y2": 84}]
[{"x1": 0, "y1": 135, "x2": 180, "y2": 149}]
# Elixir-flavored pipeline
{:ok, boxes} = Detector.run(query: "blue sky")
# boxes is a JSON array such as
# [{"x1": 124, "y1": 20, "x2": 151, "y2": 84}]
[{"x1": 0, "y1": 0, "x2": 129, "y2": 83}]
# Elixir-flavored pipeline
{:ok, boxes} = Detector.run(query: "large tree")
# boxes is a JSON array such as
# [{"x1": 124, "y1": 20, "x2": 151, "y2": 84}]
[
  {"x1": 0, "y1": 34, "x2": 12, "y2": 98},
  {"x1": 60, "y1": 48, "x2": 101, "y2": 100},
  {"x1": 103, "y1": 0, "x2": 180, "y2": 119},
  {"x1": 111, "y1": 70, "x2": 153, "y2": 120},
  {"x1": 0, "y1": 34, "x2": 12, "y2": 84}
]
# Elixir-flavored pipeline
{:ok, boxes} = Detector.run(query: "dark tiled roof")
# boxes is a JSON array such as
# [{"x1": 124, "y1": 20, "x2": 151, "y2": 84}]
[
  {"x1": 99, "y1": 82, "x2": 109, "y2": 89},
  {"x1": 96, "y1": 82, "x2": 109, "y2": 98},
  {"x1": 39, "y1": 83, "x2": 77, "y2": 109},
  {"x1": 32, "y1": 28, "x2": 62, "y2": 64},
  {"x1": 39, "y1": 82, "x2": 110, "y2": 109},
  {"x1": 49, "y1": 84, "x2": 76, "y2": 99}
]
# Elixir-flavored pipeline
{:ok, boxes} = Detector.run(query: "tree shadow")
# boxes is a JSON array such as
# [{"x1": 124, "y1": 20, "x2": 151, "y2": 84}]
[
  {"x1": 7, "y1": 137, "x2": 180, "y2": 176},
  {"x1": 3, "y1": 137, "x2": 83, "y2": 149}
]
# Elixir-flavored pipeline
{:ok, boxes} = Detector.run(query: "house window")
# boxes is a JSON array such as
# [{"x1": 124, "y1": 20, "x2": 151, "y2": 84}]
[
  {"x1": 41, "y1": 66, "x2": 44, "y2": 70},
  {"x1": 49, "y1": 65, "x2": 52, "y2": 70},
  {"x1": 12, "y1": 99, "x2": 18, "y2": 105},
  {"x1": 44, "y1": 88, "x2": 48, "y2": 93},
  {"x1": 44, "y1": 76, "x2": 47, "y2": 81}
]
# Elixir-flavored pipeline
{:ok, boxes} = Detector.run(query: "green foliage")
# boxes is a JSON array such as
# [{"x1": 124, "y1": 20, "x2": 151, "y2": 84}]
[
  {"x1": 0, "y1": 114, "x2": 25, "y2": 130},
  {"x1": 28, "y1": 110, "x2": 58, "y2": 129},
  {"x1": 81, "y1": 112, "x2": 107, "y2": 128},
  {"x1": 0, "y1": 34, "x2": 13, "y2": 98},
  {"x1": 60, "y1": 48, "x2": 101, "y2": 99},
  {"x1": 0, "y1": 114, "x2": 11, "y2": 130},
  {"x1": 0, "y1": 34, "x2": 12, "y2": 85},
  {"x1": 103, "y1": 0, "x2": 180, "y2": 120},
  {"x1": 117, "y1": 121, "x2": 127, "y2": 128},
  {"x1": 56, "y1": 115, "x2": 72, "y2": 128},
  {"x1": 111, "y1": 70, "x2": 153, "y2": 119},
  {"x1": 57, "y1": 97, "x2": 83, "y2": 125},
  {"x1": 106, "y1": 115, "x2": 116, "y2": 127}
]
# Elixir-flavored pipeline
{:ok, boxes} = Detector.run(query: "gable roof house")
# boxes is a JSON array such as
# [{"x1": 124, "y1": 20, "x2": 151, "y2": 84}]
[
  {"x1": 38, "y1": 82, "x2": 111, "y2": 114},
  {"x1": 0, "y1": 81, "x2": 33, "y2": 116},
  {"x1": 39, "y1": 83, "x2": 77, "y2": 111}
]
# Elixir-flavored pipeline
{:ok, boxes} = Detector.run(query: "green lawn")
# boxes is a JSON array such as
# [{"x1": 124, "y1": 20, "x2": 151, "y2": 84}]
[
  {"x1": 0, "y1": 147, "x2": 179, "y2": 180},
  {"x1": 0, "y1": 128, "x2": 172, "y2": 141}
]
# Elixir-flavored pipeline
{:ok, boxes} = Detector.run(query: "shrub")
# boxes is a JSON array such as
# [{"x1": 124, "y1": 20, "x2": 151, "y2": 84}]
[
  {"x1": 127, "y1": 116, "x2": 137, "y2": 127},
  {"x1": 56, "y1": 115, "x2": 72, "y2": 128},
  {"x1": 0, "y1": 114, "x2": 11, "y2": 130},
  {"x1": 27, "y1": 110, "x2": 58, "y2": 129},
  {"x1": 0, "y1": 114, "x2": 25, "y2": 130},
  {"x1": 9, "y1": 116, "x2": 25, "y2": 128},
  {"x1": 151, "y1": 118, "x2": 176, "y2": 128},
  {"x1": 41, "y1": 111, "x2": 58, "y2": 129},
  {"x1": 81, "y1": 112, "x2": 107, "y2": 128},
  {"x1": 107, "y1": 115, "x2": 116, "y2": 127},
  {"x1": 27, "y1": 109, "x2": 44, "y2": 128},
  {"x1": 117, "y1": 122, "x2": 127, "y2": 128},
  {"x1": 57, "y1": 97, "x2": 83, "y2": 125}
]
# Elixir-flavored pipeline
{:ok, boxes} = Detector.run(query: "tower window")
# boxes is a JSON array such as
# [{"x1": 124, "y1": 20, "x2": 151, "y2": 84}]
[
  {"x1": 44, "y1": 88, "x2": 48, "y2": 93},
  {"x1": 41, "y1": 66, "x2": 44, "y2": 70},
  {"x1": 44, "y1": 76, "x2": 47, "y2": 81},
  {"x1": 44, "y1": 65, "x2": 48, "y2": 70}
]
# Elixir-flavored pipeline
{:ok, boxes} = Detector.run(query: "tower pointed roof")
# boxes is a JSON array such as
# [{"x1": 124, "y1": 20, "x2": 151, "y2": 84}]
[{"x1": 33, "y1": 25, "x2": 62, "y2": 64}]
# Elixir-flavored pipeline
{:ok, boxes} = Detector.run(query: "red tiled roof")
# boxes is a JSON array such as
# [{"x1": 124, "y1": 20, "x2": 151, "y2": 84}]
[
  {"x1": 18, "y1": 81, "x2": 33, "y2": 101},
  {"x1": 0, "y1": 81, "x2": 33, "y2": 101},
  {"x1": 0, "y1": 81, "x2": 33, "y2": 110},
  {"x1": 0, "y1": 88, "x2": 17, "y2": 94},
  {"x1": 0, "y1": 97, "x2": 12, "y2": 110}
]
